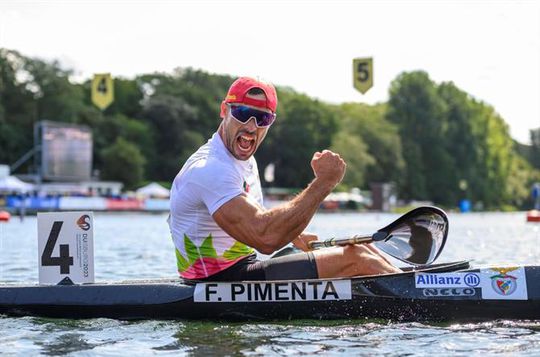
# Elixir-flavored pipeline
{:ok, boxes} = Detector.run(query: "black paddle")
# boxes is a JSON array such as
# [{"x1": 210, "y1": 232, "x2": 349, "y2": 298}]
[{"x1": 305, "y1": 206, "x2": 449, "y2": 265}]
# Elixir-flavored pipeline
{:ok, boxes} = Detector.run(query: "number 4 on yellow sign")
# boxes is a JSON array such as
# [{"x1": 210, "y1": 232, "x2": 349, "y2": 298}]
[
  {"x1": 353, "y1": 58, "x2": 373, "y2": 95},
  {"x1": 91, "y1": 73, "x2": 114, "y2": 110}
]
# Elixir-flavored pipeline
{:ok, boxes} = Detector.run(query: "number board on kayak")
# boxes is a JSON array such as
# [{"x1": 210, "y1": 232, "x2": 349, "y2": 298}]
[
  {"x1": 194, "y1": 280, "x2": 352, "y2": 302},
  {"x1": 37, "y1": 212, "x2": 94, "y2": 285},
  {"x1": 415, "y1": 267, "x2": 528, "y2": 300}
]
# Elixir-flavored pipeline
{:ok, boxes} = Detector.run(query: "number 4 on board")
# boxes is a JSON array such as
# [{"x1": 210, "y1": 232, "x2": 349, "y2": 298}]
[{"x1": 41, "y1": 221, "x2": 74, "y2": 275}]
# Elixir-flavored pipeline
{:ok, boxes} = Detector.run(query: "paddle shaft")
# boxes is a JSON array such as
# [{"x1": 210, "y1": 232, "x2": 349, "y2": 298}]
[{"x1": 308, "y1": 234, "x2": 373, "y2": 249}]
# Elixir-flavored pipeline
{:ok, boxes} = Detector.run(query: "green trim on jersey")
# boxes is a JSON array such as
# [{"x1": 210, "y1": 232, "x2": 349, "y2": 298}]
[
  {"x1": 184, "y1": 234, "x2": 200, "y2": 265},
  {"x1": 199, "y1": 235, "x2": 218, "y2": 258},
  {"x1": 175, "y1": 234, "x2": 253, "y2": 273},
  {"x1": 223, "y1": 240, "x2": 254, "y2": 260},
  {"x1": 175, "y1": 247, "x2": 190, "y2": 272}
]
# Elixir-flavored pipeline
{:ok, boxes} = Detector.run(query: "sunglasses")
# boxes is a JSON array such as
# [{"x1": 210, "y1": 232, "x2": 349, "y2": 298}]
[{"x1": 228, "y1": 104, "x2": 276, "y2": 128}]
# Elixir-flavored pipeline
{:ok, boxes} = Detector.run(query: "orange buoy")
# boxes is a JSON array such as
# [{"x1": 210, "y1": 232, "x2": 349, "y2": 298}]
[
  {"x1": 0, "y1": 210, "x2": 10, "y2": 222},
  {"x1": 527, "y1": 210, "x2": 540, "y2": 223}
]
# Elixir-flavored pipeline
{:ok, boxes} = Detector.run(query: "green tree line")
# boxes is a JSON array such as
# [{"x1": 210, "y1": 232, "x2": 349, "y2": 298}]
[{"x1": 1, "y1": 49, "x2": 538, "y2": 209}]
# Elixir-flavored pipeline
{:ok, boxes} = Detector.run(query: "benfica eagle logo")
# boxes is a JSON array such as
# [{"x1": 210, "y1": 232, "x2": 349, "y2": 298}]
[{"x1": 490, "y1": 267, "x2": 519, "y2": 296}]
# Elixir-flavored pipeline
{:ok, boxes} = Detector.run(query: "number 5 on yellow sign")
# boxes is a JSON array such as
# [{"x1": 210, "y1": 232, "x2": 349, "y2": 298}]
[{"x1": 352, "y1": 58, "x2": 373, "y2": 95}]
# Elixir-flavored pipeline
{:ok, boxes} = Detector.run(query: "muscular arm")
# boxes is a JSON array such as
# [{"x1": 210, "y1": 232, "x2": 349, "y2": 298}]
[{"x1": 213, "y1": 150, "x2": 346, "y2": 254}]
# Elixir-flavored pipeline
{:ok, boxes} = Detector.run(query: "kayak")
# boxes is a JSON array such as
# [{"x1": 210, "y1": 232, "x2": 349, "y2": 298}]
[{"x1": 1, "y1": 260, "x2": 539, "y2": 322}]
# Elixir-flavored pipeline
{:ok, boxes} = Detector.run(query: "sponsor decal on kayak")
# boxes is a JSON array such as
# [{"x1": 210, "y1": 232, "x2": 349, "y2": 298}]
[
  {"x1": 415, "y1": 272, "x2": 480, "y2": 288},
  {"x1": 193, "y1": 280, "x2": 352, "y2": 302},
  {"x1": 417, "y1": 268, "x2": 528, "y2": 300},
  {"x1": 422, "y1": 288, "x2": 476, "y2": 297},
  {"x1": 479, "y1": 267, "x2": 528, "y2": 300}
]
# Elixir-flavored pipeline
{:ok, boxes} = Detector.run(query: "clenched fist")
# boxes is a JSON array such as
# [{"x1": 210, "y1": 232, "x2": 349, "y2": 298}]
[{"x1": 311, "y1": 150, "x2": 346, "y2": 188}]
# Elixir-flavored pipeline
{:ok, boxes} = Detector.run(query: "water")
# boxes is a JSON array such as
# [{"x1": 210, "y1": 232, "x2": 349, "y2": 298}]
[{"x1": 1, "y1": 211, "x2": 539, "y2": 356}]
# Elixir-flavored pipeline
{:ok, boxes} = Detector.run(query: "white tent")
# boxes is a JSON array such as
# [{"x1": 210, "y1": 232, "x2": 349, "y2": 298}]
[
  {"x1": 0, "y1": 176, "x2": 34, "y2": 193},
  {"x1": 136, "y1": 182, "x2": 170, "y2": 198}
]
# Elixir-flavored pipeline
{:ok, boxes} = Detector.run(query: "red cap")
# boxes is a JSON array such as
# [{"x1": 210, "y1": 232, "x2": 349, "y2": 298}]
[{"x1": 221, "y1": 77, "x2": 278, "y2": 118}]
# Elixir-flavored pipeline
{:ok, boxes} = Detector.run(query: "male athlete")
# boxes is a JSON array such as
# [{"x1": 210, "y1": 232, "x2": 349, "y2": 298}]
[
  {"x1": 533, "y1": 183, "x2": 540, "y2": 210},
  {"x1": 169, "y1": 77, "x2": 400, "y2": 281}
]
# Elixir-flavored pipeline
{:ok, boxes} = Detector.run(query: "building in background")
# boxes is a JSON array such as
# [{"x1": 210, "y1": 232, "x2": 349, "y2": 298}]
[
  {"x1": 0, "y1": 121, "x2": 164, "y2": 213},
  {"x1": 9, "y1": 121, "x2": 122, "y2": 197}
]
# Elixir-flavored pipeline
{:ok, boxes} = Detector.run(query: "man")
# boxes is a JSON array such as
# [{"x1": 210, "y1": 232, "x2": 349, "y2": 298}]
[
  {"x1": 169, "y1": 77, "x2": 400, "y2": 281},
  {"x1": 533, "y1": 183, "x2": 540, "y2": 210}
]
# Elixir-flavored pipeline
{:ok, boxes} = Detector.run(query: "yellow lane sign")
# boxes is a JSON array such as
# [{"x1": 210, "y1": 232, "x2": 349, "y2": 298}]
[
  {"x1": 353, "y1": 58, "x2": 373, "y2": 94},
  {"x1": 91, "y1": 73, "x2": 114, "y2": 110}
]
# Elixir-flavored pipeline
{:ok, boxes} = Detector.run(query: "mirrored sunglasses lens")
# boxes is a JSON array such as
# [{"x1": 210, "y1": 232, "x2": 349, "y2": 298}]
[
  {"x1": 230, "y1": 106, "x2": 251, "y2": 123},
  {"x1": 231, "y1": 106, "x2": 275, "y2": 127},
  {"x1": 257, "y1": 112, "x2": 275, "y2": 127}
]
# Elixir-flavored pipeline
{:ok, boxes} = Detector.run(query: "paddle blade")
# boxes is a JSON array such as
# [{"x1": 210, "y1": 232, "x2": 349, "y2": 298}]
[{"x1": 374, "y1": 206, "x2": 448, "y2": 265}]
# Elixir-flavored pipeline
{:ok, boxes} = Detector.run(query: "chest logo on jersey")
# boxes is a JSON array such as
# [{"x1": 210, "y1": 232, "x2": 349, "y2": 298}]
[
  {"x1": 243, "y1": 180, "x2": 250, "y2": 193},
  {"x1": 194, "y1": 280, "x2": 352, "y2": 302}
]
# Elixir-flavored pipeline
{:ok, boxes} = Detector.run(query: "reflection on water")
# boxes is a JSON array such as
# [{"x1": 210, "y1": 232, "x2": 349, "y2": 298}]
[
  {"x1": 1, "y1": 211, "x2": 540, "y2": 355},
  {"x1": 2, "y1": 318, "x2": 540, "y2": 355}
]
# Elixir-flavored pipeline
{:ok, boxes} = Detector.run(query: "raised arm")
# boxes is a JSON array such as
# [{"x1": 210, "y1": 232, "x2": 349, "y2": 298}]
[{"x1": 213, "y1": 150, "x2": 346, "y2": 254}]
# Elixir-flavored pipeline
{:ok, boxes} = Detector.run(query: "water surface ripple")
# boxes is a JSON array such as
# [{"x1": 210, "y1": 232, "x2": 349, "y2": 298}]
[{"x1": 1, "y1": 211, "x2": 539, "y2": 355}]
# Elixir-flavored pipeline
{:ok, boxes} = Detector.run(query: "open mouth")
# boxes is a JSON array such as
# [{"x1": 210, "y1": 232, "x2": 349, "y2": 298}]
[{"x1": 236, "y1": 134, "x2": 256, "y2": 155}]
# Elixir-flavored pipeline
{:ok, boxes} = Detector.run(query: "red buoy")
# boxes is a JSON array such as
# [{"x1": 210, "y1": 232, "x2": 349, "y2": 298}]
[
  {"x1": 0, "y1": 210, "x2": 10, "y2": 222},
  {"x1": 527, "y1": 210, "x2": 540, "y2": 223}
]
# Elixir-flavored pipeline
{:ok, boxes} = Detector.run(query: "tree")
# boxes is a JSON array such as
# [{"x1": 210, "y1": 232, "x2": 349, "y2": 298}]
[
  {"x1": 438, "y1": 82, "x2": 479, "y2": 204},
  {"x1": 530, "y1": 128, "x2": 540, "y2": 169},
  {"x1": 257, "y1": 90, "x2": 339, "y2": 188},
  {"x1": 387, "y1": 71, "x2": 454, "y2": 204},
  {"x1": 330, "y1": 131, "x2": 374, "y2": 190},
  {"x1": 3, "y1": 48, "x2": 537, "y2": 209},
  {"x1": 141, "y1": 94, "x2": 205, "y2": 181},
  {"x1": 506, "y1": 154, "x2": 539, "y2": 209},
  {"x1": 337, "y1": 103, "x2": 405, "y2": 187},
  {"x1": 0, "y1": 49, "x2": 40, "y2": 169},
  {"x1": 0, "y1": 49, "x2": 95, "y2": 174},
  {"x1": 92, "y1": 113, "x2": 153, "y2": 173},
  {"x1": 100, "y1": 137, "x2": 146, "y2": 189},
  {"x1": 437, "y1": 82, "x2": 521, "y2": 208},
  {"x1": 108, "y1": 78, "x2": 144, "y2": 118},
  {"x1": 23, "y1": 57, "x2": 86, "y2": 123}
]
